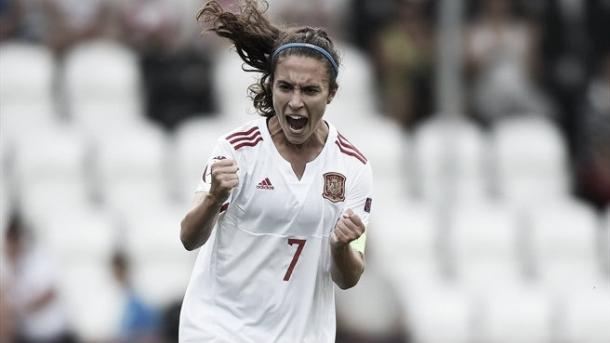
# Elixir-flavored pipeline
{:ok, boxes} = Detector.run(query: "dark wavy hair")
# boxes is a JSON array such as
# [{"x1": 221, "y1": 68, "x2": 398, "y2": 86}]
[{"x1": 197, "y1": 0, "x2": 340, "y2": 117}]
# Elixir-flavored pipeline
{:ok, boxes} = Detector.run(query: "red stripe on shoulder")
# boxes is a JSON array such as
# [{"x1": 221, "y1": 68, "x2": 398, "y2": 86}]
[
  {"x1": 226, "y1": 126, "x2": 259, "y2": 140},
  {"x1": 335, "y1": 141, "x2": 367, "y2": 164},
  {"x1": 228, "y1": 130, "x2": 261, "y2": 144},
  {"x1": 226, "y1": 126, "x2": 263, "y2": 150},
  {"x1": 337, "y1": 133, "x2": 367, "y2": 158},
  {"x1": 233, "y1": 137, "x2": 263, "y2": 150},
  {"x1": 336, "y1": 133, "x2": 367, "y2": 164}
]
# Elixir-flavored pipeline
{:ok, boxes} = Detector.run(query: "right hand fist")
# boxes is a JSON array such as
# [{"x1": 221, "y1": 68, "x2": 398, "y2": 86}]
[{"x1": 209, "y1": 159, "x2": 239, "y2": 203}]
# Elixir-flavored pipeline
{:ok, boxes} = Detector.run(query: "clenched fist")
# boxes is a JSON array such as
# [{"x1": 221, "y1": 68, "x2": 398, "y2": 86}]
[
  {"x1": 208, "y1": 159, "x2": 239, "y2": 203},
  {"x1": 330, "y1": 209, "x2": 365, "y2": 250}
]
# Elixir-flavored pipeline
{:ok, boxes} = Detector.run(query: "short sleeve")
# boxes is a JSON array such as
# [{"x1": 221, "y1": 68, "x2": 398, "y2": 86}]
[
  {"x1": 344, "y1": 162, "x2": 373, "y2": 254},
  {"x1": 194, "y1": 138, "x2": 236, "y2": 193}
]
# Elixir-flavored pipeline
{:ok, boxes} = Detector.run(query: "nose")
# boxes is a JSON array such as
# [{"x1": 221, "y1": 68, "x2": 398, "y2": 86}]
[{"x1": 288, "y1": 91, "x2": 304, "y2": 110}]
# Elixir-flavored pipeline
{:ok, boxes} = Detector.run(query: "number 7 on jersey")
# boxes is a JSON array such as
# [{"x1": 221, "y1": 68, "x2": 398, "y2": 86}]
[{"x1": 283, "y1": 238, "x2": 306, "y2": 281}]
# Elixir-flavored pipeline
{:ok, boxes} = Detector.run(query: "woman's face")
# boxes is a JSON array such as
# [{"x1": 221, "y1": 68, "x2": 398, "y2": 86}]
[{"x1": 272, "y1": 55, "x2": 335, "y2": 145}]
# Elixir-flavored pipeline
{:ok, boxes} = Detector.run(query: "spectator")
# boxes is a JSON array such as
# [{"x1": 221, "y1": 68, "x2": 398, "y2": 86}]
[
  {"x1": 464, "y1": 0, "x2": 549, "y2": 125},
  {"x1": 0, "y1": 0, "x2": 20, "y2": 40},
  {"x1": 1, "y1": 212, "x2": 77, "y2": 343},
  {"x1": 372, "y1": 0, "x2": 435, "y2": 129},
  {"x1": 536, "y1": 0, "x2": 592, "y2": 155},
  {"x1": 111, "y1": 250, "x2": 162, "y2": 343},
  {"x1": 120, "y1": 0, "x2": 217, "y2": 130},
  {"x1": 348, "y1": 0, "x2": 397, "y2": 53},
  {"x1": 44, "y1": 0, "x2": 121, "y2": 54},
  {"x1": 574, "y1": 53, "x2": 610, "y2": 209}
]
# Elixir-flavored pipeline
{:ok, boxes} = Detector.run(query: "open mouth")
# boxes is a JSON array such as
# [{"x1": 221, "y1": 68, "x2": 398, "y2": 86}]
[{"x1": 286, "y1": 115, "x2": 308, "y2": 131}]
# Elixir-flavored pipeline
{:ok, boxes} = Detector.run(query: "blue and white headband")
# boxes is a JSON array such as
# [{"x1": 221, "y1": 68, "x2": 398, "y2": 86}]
[{"x1": 271, "y1": 43, "x2": 339, "y2": 76}]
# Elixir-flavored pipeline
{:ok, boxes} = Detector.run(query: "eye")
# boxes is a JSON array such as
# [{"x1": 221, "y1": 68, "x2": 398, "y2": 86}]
[
  {"x1": 277, "y1": 82, "x2": 292, "y2": 92},
  {"x1": 303, "y1": 87, "x2": 320, "y2": 95}
]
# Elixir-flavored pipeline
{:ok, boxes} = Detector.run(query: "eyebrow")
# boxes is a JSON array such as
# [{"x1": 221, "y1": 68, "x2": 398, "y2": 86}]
[{"x1": 276, "y1": 80, "x2": 323, "y2": 89}]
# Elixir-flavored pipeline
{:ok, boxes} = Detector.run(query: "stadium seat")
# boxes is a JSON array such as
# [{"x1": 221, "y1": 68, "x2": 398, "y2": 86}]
[
  {"x1": 556, "y1": 285, "x2": 610, "y2": 343},
  {"x1": 122, "y1": 204, "x2": 195, "y2": 307},
  {"x1": 527, "y1": 200, "x2": 604, "y2": 294},
  {"x1": 212, "y1": 46, "x2": 261, "y2": 123},
  {"x1": 492, "y1": 116, "x2": 569, "y2": 206},
  {"x1": 401, "y1": 281, "x2": 475, "y2": 343},
  {"x1": 94, "y1": 123, "x2": 171, "y2": 211},
  {"x1": 173, "y1": 116, "x2": 239, "y2": 204},
  {"x1": 62, "y1": 39, "x2": 144, "y2": 132},
  {"x1": 413, "y1": 116, "x2": 489, "y2": 203},
  {"x1": 324, "y1": 44, "x2": 377, "y2": 124},
  {"x1": 335, "y1": 267, "x2": 406, "y2": 339},
  {"x1": 11, "y1": 124, "x2": 92, "y2": 226},
  {"x1": 337, "y1": 116, "x2": 409, "y2": 199},
  {"x1": 12, "y1": 124, "x2": 90, "y2": 196},
  {"x1": 478, "y1": 284, "x2": 553, "y2": 343},
  {"x1": 447, "y1": 201, "x2": 522, "y2": 293},
  {"x1": 0, "y1": 42, "x2": 57, "y2": 140},
  {"x1": 35, "y1": 208, "x2": 121, "y2": 342},
  {"x1": 58, "y1": 262, "x2": 122, "y2": 342},
  {"x1": 371, "y1": 198, "x2": 440, "y2": 287}
]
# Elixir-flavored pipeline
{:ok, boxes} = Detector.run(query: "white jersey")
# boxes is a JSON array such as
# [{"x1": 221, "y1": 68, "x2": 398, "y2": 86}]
[{"x1": 179, "y1": 117, "x2": 373, "y2": 343}]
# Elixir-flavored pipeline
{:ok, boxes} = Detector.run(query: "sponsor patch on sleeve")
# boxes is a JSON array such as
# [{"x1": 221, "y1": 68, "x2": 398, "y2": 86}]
[{"x1": 364, "y1": 197, "x2": 372, "y2": 213}]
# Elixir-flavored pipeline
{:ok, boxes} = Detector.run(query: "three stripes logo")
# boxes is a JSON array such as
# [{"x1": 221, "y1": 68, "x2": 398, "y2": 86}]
[
  {"x1": 335, "y1": 133, "x2": 367, "y2": 164},
  {"x1": 257, "y1": 177, "x2": 274, "y2": 190},
  {"x1": 226, "y1": 126, "x2": 263, "y2": 150}
]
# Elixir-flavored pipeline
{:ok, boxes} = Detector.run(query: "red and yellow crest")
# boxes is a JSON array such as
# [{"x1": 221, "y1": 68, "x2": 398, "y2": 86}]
[{"x1": 322, "y1": 172, "x2": 346, "y2": 203}]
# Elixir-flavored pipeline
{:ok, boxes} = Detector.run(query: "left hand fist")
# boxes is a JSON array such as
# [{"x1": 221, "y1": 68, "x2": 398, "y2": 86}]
[{"x1": 330, "y1": 209, "x2": 365, "y2": 250}]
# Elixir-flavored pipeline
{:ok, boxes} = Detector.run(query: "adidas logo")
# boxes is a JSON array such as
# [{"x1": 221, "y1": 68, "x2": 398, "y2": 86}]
[{"x1": 256, "y1": 177, "x2": 274, "y2": 190}]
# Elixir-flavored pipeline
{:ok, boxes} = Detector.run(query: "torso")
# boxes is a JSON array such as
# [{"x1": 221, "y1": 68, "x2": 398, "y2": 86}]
[{"x1": 179, "y1": 117, "x2": 372, "y2": 343}]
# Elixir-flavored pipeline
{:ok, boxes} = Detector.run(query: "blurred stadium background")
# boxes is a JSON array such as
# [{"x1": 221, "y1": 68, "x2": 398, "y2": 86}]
[{"x1": 1, "y1": 0, "x2": 609, "y2": 342}]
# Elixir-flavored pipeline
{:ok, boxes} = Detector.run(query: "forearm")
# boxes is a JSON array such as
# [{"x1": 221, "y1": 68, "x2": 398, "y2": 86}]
[
  {"x1": 180, "y1": 193, "x2": 223, "y2": 251},
  {"x1": 330, "y1": 244, "x2": 364, "y2": 289}
]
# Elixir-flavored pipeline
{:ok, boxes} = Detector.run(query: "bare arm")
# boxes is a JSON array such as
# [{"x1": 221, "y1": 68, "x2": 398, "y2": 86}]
[
  {"x1": 180, "y1": 159, "x2": 238, "y2": 251},
  {"x1": 330, "y1": 209, "x2": 365, "y2": 289}
]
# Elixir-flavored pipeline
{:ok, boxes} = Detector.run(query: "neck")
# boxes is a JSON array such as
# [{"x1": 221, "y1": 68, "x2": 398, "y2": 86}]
[{"x1": 268, "y1": 116, "x2": 329, "y2": 165}]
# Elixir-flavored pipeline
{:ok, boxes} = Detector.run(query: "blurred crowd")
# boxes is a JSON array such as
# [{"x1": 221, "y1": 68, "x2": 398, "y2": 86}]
[{"x1": 1, "y1": 0, "x2": 609, "y2": 343}]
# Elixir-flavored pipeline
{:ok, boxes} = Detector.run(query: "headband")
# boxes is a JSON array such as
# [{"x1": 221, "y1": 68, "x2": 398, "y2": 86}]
[{"x1": 271, "y1": 43, "x2": 339, "y2": 76}]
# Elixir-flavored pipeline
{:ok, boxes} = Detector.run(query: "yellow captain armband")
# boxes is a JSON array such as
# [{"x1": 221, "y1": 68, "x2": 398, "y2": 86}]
[{"x1": 349, "y1": 232, "x2": 367, "y2": 255}]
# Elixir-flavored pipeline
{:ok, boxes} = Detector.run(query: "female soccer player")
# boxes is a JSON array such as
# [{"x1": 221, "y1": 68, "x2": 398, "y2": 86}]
[{"x1": 179, "y1": 1, "x2": 373, "y2": 341}]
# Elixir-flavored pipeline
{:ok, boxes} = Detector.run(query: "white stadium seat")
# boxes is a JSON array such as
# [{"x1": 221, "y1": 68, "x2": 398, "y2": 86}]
[
  {"x1": 212, "y1": 46, "x2": 261, "y2": 123},
  {"x1": 413, "y1": 116, "x2": 489, "y2": 203},
  {"x1": 335, "y1": 267, "x2": 405, "y2": 338},
  {"x1": 58, "y1": 263, "x2": 122, "y2": 342},
  {"x1": 122, "y1": 204, "x2": 195, "y2": 307},
  {"x1": 478, "y1": 284, "x2": 553, "y2": 343},
  {"x1": 325, "y1": 44, "x2": 377, "y2": 124},
  {"x1": 556, "y1": 285, "x2": 610, "y2": 343},
  {"x1": 528, "y1": 200, "x2": 604, "y2": 294},
  {"x1": 492, "y1": 116, "x2": 569, "y2": 206},
  {"x1": 63, "y1": 39, "x2": 144, "y2": 132},
  {"x1": 336, "y1": 116, "x2": 409, "y2": 200},
  {"x1": 0, "y1": 42, "x2": 57, "y2": 140},
  {"x1": 402, "y1": 282, "x2": 475, "y2": 343},
  {"x1": 34, "y1": 208, "x2": 121, "y2": 342},
  {"x1": 371, "y1": 198, "x2": 440, "y2": 287},
  {"x1": 448, "y1": 201, "x2": 522, "y2": 293},
  {"x1": 173, "y1": 116, "x2": 239, "y2": 204},
  {"x1": 94, "y1": 123, "x2": 171, "y2": 211}
]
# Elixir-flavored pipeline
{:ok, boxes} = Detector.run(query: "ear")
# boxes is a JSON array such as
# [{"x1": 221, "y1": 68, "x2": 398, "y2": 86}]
[{"x1": 327, "y1": 87, "x2": 338, "y2": 104}]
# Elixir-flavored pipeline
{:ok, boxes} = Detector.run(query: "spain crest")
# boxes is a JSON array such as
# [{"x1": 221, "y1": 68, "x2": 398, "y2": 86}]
[{"x1": 322, "y1": 172, "x2": 346, "y2": 203}]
